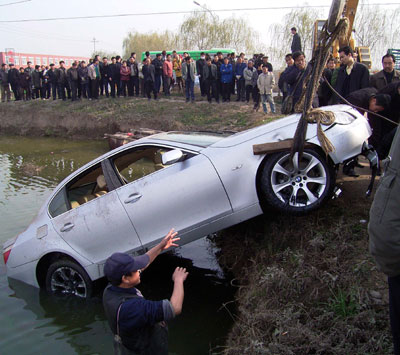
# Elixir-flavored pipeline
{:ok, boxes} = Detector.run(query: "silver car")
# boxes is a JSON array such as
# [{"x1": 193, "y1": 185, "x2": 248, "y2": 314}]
[{"x1": 3, "y1": 105, "x2": 373, "y2": 297}]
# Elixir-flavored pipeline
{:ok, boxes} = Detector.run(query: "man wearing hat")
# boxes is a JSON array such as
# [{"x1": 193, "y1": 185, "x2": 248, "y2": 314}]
[{"x1": 103, "y1": 228, "x2": 188, "y2": 354}]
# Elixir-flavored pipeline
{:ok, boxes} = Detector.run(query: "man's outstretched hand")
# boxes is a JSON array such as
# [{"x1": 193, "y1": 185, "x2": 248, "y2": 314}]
[
  {"x1": 172, "y1": 267, "x2": 189, "y2": 283},
  {"x1": 160, "y1": 228, "x2": 180, "y2": 250}
]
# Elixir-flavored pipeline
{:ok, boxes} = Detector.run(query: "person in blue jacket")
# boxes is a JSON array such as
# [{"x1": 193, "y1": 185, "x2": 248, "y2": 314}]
[
  {"x1": 220, "y1": 57, "x2": 233, "y2": 102},
  {"x1": 235, "y1": 57, "x2": 247, "y2": 101}
]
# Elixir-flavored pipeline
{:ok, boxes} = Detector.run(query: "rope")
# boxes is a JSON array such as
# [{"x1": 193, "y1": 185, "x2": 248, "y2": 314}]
[
  {"x1": 291, "y1": 17, "x2": 350, "y2": 157},
  {"x1": 305, "y1": 109, "x2": 336, "y2": 154}
]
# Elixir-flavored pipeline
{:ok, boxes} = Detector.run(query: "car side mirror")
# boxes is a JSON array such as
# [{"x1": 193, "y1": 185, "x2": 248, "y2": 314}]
[{"x1": 162, "y1": 149, "x2": 183, "y2": 165}]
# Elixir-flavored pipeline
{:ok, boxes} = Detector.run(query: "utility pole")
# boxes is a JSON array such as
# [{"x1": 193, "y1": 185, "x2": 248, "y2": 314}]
[{"x1": 91, "y1": 37, "x2": 98, "y2": 53}]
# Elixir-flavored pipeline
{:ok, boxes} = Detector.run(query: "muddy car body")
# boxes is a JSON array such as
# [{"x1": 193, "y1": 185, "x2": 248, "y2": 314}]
[{"x1": 3, "y1": 105, "x2": 373, "y2": 297}]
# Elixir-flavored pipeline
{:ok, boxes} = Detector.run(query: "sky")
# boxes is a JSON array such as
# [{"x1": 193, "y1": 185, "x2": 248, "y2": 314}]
[{"x1": 0, "y1": 0, "x2": 398, "y2": 58}]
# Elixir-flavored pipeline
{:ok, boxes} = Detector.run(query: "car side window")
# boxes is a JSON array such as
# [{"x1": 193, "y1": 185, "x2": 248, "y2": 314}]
[
  {"x1": 112, "y1": 146, "x2": 172, "y2": 184},
  {"x1": 49, "y1": 163, "x2": 108, "y2": 217},
  {"x1": 48, "y1": 188, "x2": 68, "y2": 218}
]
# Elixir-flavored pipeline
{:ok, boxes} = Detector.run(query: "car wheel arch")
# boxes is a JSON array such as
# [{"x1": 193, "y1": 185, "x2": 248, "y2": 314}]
[
  {"x1": 255, "y1": 144, "x2": 336, "y2": 212},
  {"x1": 36, "y1": 252, "x2": 89, "y2": 289}
]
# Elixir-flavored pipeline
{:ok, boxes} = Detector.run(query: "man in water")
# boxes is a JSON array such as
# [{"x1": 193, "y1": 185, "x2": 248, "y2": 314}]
[{"x1": 103, "y1": 229, "x2": 188, "y2": 354}]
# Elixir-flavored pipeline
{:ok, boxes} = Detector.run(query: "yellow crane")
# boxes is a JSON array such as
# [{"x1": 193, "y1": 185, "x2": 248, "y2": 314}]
[{"x1": 313, "y1": 0, "x2": 372, "y2": 68}]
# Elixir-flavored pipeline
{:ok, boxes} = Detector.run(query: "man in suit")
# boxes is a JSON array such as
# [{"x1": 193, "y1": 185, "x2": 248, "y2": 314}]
[
  {"x1": 331, "y1": 46, "x2": 370, "y2": 104},
  {"x1": 291, "y1": 27, "x2": 302, "y2": 53},
  {"x1": 370, "y1": 54, "x2": 400, "y2": 91},
  {"x1": 182, "y1": 56, "x2": 196, "y2": 103},
  {"x1": 142, "y1": 58, "x2": 157, "y2": 100}
]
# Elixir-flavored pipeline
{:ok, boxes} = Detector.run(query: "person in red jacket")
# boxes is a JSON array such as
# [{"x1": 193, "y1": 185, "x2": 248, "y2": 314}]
[
  {"x1": 120, "y1": 60, "x2": 131, "y2": 97},
  {"x1": 162, "y1": 54, "x2": 173, "y2": 96}
]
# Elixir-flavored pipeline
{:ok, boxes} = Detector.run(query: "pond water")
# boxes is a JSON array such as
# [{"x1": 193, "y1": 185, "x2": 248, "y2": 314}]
[{"x1": 0, "y1": 136, "x2": 235, "y2": 355}]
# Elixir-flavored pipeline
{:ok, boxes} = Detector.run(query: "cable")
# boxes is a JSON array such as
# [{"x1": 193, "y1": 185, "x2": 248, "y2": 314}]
[
  {"x1": 0, "y1": 24, "x2": 90, "y2": 42},
  {"x1": 0, "y1": 0, "x2": 31, "y2": 6},
  {"x1": 0, "y1": 4, "x2": 399, "y2": 23}
]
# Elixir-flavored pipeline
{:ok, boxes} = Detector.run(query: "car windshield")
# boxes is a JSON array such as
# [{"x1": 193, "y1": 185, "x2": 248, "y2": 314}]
[{"x1": 152, "y1": 131, "x2": 232, "y2": 147}]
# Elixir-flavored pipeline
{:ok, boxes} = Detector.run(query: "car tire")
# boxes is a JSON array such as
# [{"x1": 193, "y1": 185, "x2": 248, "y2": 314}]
[
  {"x1": 260, "y1": 149, "x2": 334, "y2": 215},
  {"x1": 45, "y1": 259, "x2": 93, "y2": 298}
]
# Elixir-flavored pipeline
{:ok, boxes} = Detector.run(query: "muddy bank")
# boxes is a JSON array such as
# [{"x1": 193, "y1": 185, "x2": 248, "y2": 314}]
[
  {"x1": 216, "y1": 168, "x2": 392, "y2": 354},
  {"x1": 0, "y1": 96, "x2": 280, "y2": 139}
]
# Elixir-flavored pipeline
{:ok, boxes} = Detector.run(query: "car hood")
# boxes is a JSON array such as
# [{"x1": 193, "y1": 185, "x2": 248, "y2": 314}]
[{"x1": 210, "y1": 105, "x2": 360, "y2": 148}]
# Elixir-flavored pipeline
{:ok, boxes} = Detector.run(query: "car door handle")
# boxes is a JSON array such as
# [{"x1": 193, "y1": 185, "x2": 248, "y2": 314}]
[
  {"x1": 60, "y1": 223, "x2": 75, "y2": 232},
  {"x1": 124, "y1": 193, "x2": 142, "y2": 204}
]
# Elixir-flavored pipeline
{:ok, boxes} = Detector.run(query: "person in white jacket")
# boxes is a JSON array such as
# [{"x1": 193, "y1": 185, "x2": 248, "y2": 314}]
[{"x1": 257, "y1": 65, "x2": 275, "y2": 113}]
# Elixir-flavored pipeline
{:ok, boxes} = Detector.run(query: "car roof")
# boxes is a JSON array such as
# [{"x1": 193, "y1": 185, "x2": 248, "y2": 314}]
[{"x1": 150, "y1": 131, "x2": 234, "y2": 148}]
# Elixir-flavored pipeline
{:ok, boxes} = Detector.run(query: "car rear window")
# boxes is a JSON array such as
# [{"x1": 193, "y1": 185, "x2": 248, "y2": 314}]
[{"x1": 152, "y1": 132, "x2": 232, "y2": 147}]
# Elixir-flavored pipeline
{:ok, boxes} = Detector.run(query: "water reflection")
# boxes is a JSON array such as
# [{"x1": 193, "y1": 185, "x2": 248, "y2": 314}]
[{"x1": 4, "y1": 248, "x2": 235, "y2": 355}]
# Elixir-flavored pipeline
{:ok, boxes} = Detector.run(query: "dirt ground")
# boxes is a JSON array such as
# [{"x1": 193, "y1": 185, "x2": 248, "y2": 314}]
[{"x1": 216, "y1": 160, "x2": 392, "y2": 354}]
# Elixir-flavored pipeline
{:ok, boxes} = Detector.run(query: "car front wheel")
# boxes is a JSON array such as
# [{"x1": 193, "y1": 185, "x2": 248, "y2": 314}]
[
  {"x1": 260, "y1": 149, "x2": 334, "y2": 214},
  {"x1": 45, "y1": 259, "x2": 93, "y2": 298}
]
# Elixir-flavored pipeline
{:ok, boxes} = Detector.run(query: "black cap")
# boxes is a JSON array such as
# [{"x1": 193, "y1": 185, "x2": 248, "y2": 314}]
[
  {"x1": 9, "y1": 63, "x2": 14, "y2": 66},
  {"x1": 104, "y1": 253, "x2": 149, "y2": 282}
]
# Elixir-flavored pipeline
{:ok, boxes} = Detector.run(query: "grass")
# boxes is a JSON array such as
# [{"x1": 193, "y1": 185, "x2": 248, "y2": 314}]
[{"x1": 214, "y1": 190, "x2": 392, "y2": 354}]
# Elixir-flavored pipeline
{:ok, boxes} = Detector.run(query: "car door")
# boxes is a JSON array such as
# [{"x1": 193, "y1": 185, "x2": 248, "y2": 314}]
[
  {"x1": 112, "y1": 145, "x2": 232, "y2": 248},
  {"x1": 50, "y1": 162, "x2": 142, "y2": 263}
]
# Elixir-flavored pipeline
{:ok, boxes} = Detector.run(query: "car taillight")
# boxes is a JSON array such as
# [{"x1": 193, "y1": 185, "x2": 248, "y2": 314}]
[
  {"x1": 3, "y1": 248, "x2": 11, "y2": 264},
  {"x1": 3, "y1": 238, "x2": 16, "y2": 265}
]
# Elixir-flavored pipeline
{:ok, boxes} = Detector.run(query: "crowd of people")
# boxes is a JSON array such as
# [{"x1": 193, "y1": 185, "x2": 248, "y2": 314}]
[
  {"x1": 0, "y1": 34, "x2": 399, "y2": 158},
  {"x1": 0, "y1": 50, "x2": 277, "y2": 112},
  {"x1": 278, "y1": 46, "x2": 399, "y2": 168}
]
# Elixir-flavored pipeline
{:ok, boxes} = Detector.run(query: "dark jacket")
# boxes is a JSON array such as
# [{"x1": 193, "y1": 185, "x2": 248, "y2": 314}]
[
  {"x1": 332, "y1": 62, "x2": 370, "y2": 104},
  {"x1": 24, "y1": 67, "x2": 33, "y2": 82},
  {"x1": 78, "y1": 66, "x2": 89, "y2": 84},
  {"x1": 214, "y1": 59, "x2": 222, "y2": 80},
  {"x1": 196, "y1": 58, "x2": 206, "y2": 78},
  {"x1": 8, "y1": 68, "x2": 20, "y2": 85},
  {"x1": 370, "y1": 69, "x2": 400, "y2": 91},
  {"x1": 18, "y1": 71, "x2": 29, "y2": 89},
  {"x1": 346, "y1": 87, "x2": 378, "y2": 115},
  {"x1": 47, "y1": 69, "x2": 57, "y2": 84},
  {"x1": 142, "y1": 64, "x2": 155, "y2": 82},
  {"x1": 56, "y1": 67, "x2": 68, "y2": 84},
  {"x1": 100, "y1": 63, "x2": 111, "y2": 80},
  {"x1": 284, "y1": 64, "x2": 306, "y2": 104},
  {"x1": 152, "y1": 58, "x2": 163, "y2": 76},
  {"x1": 31, "y1": 70, "x2": 42, "y2": 88},
  {"x1": 0, "y1": 69, "x2": 8, "y2": 85},
  {"x1": 67, "y1": 67, "x2": 79, "y2": 82},
  {"x1": 283, "y1": 63, "x2": 319, "y2": 108},
  {"x1": 379, "y1": 81, "x2": 400, "y2": 123},
  {"x1": 369, "y1": 126, "x2": 400, "y2": 277},
  {"x1": 278, "y1": 66, "x2": 292, "y2": 94},
  {"x1": 202, "y1": 63, "x2": 218, "y2": 81},
  {"x1": 291, "y1": 33, "x2": 302, "y2": 53},
  {"x1": 108, "y1": 63, "x2": 120, "y2": 81},
  {"x1": 318, "y1": 67, "x2": 334, "y2": 106}
]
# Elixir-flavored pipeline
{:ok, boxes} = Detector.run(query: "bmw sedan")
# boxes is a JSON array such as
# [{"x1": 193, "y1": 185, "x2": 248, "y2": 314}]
[{"x1": 3, "y1": 105, "x2": 373, "y2": 297}]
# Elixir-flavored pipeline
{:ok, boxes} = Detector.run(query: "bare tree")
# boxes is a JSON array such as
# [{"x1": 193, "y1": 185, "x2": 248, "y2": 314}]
[
  {"x1": 178, "y1": 10, "x2": 259, "y2": 54},
  {"x1": 268, "y1": 7, "x2": 322, "y2": 70},
  {"x1": 354, "y1": 4, "x2": 400, "y2": 69},
  {"x1": 122, "y1": 30, "x2": 179, "y2": 60}
]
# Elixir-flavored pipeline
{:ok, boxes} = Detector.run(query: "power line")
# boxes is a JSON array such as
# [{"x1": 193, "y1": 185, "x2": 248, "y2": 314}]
[
  {"x1": 0, "y1": 3, "x2": 399, "y2": 23},
  {"x1": 0, "y1": 0, "x2": 31, "y2": 6}
]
